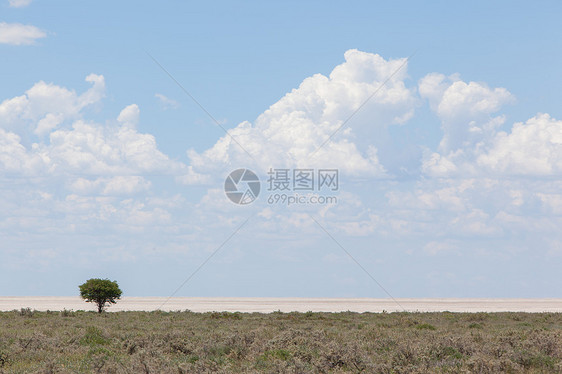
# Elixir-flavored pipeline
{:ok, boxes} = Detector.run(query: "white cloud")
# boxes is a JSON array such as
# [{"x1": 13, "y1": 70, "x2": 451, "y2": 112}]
[
  {"x1": 69, "y1": 176, "x2": 151, "y2": 196},
  {"x1": 0, "y1": 128, "x2": 43, "y2": 172},
  {"x1": 0, "y1": 22, "x2": 45, "y2": 45},
  {"x1": 0, "y1": 75, "x2": 182, "y2": 177},
  {"x1": 389, "y1": 179, "x2": 467, "y2": 206},
  {"x1": 117, "y1": 104, "x2": 140, "y2": 129},
  {"x1": 423, "y1": 112, "x2": 562, "y2": 178},
  {"x1": 185, "y1": 49, "x2": 417, "y2": 181},
  {"x1": 44, "y1": 118, "x2": 182, "y2": 175},
  {"x1": 8, "y1": 0, "x2": 32, "y2": 7},
  {"x1": 155, "y1": 93, "x2": 179, "y2": 110},
  {"x1": 419, "y1": 73, "x2": 523, "y2": 177},
  {"x1": 419, "y1": 73, "x2": 513, "y2": 153},
  {"x1": 0, "y1": 73, "x2": 105, "y2": 135},
  {"x1": 0, "y1": 74, "x2": 187, "y2": 256},
  {"x1": 35, "y1": 113, "x2": 64, "y2": 136},
  {"x1": 176, "y1": 165, "x2": 212, "y2": 185},
  {"x1": 421, "y1": 150, "x2": 458, "y2": 177},
  {"x1": 477, "y1": 114, "x2": 562, "y2": 176}
]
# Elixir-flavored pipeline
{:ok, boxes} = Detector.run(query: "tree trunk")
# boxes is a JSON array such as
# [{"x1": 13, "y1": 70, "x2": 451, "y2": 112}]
[{"x1": 97, "y1": 302, "x2": 103, "y2": 313}]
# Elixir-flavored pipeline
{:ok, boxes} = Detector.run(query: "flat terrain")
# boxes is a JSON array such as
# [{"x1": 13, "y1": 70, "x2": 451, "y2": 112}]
[
  {"x1": 1, "y1": 297, "x2": 561, "y2": 313},
  {"x1": 0, "y1": 310, "x2": 561, "y2": 373}
]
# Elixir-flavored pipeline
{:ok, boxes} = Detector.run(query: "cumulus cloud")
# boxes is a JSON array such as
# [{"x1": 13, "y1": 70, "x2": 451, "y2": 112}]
[
  {"x1": 477, "y1": 114, "x2": 562, "y2": 176},
  {"x1": 0, "y1": 74, "x2": 190, "y2": 267},
  {"x1": 0, "y1": 73, "x2": 105, "y2": 135},
  {"x1": 0, "y1": 22, "x2": 45, "y2": 45},
  {"x1": 419, "y1": 73, "x2": 513, "y2": 153},
  {"x1": 44, "y1": 119, "x2": 182, "y2": 175},
  {"x1": 0, "y1": 128, "x2": 44, "y2": 172},
  {"x1": 184, "y1": 49, "x2": 417, "y2": 182},
  {"x1": 422, "y1": 112, "x2": 562, "y2": 178},
  {"x1": 0, "y1": 74, "x2": 183, "y2": 178},
  {"x1": 419, "y1": 73, "x2": 517, "y2": 177},
  {"x1": 174, "y1": 50, "x2": 562, "y2": 260},
  {"x1": 35, "y1": 113, "x2": 64, "y2": 136},
  {"x1": 117, "y1": 104, "x2": 140, "y2": 129}
]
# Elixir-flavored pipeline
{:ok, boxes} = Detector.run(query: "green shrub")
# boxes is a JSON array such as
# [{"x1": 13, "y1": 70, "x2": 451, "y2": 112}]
[
  {"x1": 80, "y1": 326, "x2": 110, "y2": 346},
  {"x1": 415, "y1": 323, "x2": 436, "y2": 330}
]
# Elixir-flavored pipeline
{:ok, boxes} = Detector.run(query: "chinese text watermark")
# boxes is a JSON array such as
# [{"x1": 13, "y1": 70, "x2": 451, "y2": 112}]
[{"x1": 224, "y1": 168, "x2": 339, "y2": 206}]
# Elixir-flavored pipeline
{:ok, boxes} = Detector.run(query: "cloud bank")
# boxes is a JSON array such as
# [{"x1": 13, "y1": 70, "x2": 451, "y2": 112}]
[{"x1": 1, "y1": 49, "x2": 562, "y2": 296}]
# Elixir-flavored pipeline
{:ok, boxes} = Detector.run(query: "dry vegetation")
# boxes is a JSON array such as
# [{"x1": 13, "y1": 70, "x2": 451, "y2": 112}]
[{"x1": 0, "y1": 309, "x2": 561, "y2": 373}]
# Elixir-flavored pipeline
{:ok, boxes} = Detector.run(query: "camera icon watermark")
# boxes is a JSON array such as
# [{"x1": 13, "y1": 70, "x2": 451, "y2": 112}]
[
  {"x1": 224, "y1": 168, "x2": 339, "y2": 206},
  {"x1": 224, "y1": 168, "x2": 261, "y2": 205}
]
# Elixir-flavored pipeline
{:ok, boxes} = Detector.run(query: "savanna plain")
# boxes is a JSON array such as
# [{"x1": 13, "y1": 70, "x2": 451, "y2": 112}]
[{"x1": 0, "y1": 309, "x2": 561, "y2": 373}]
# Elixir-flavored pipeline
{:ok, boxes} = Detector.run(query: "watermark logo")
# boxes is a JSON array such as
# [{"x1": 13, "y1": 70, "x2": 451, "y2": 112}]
[
  {"x1": 267, "y1": 168, "x2": 338, "y2": 192},
  {"x1": 266, "y1": 168, "x2": 339, "y2": 206},
  {"x1": 225, "y1": 168, "x2": 339, "y2": 206},
  {"x1": 224, "y1": 168, "x2": 261, "y2": 205}
]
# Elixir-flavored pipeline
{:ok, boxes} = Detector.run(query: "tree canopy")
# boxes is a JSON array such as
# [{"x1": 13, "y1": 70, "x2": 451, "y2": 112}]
[{"x1": 79, "y1": 278, "x2": 122, "y2": 313}]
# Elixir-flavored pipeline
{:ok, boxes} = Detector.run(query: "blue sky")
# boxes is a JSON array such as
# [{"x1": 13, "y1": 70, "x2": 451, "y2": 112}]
[{"x1": 1, "y1": 0, "x2": 562, "y2": 298}]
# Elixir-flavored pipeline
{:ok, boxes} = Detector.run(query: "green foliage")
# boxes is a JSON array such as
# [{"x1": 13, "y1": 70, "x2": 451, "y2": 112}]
[
  {"x1": 415, "y1": 323, "x2": 437, "y2": 330},
  {"x1": 80, "y1": 326, "x2": 110, "y2": 346},
  {"x1": 79, "y1": 278, "x2": 122, "y2": 313},
  {"x1": 209, "y1": 311, "x2": 242, "y2": 320},
  {"x1": 60, "y1": 308, "x2": 73, "y2": 317},
  {"x1": 516, "y1": 350, "x2": 557, "y2": 369},
  {"x1": 432, "y1": 346, "x2": 463, "y2": 360},
  {"x1": 17, "y1": 307, "x2": 34, "y2": 317},
  {"x1": 255, "y1": 349, "x2": 292, "y2": 369},
  {"x1": 264, "y1": 349, "x2": 291, "y2": 361}
]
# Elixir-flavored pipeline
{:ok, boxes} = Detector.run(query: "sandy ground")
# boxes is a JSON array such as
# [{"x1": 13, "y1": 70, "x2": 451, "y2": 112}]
[{"x1": 1, "y1": 297, "x2": 561, "y2": 313}]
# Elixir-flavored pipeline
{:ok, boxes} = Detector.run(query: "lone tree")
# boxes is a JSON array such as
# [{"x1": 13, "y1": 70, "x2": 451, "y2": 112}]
[{"x1": 79, "y1": 278, "x2": 122, "y2": 313}]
